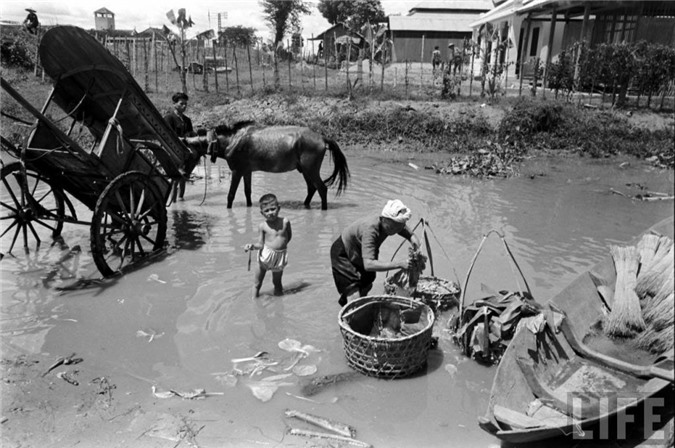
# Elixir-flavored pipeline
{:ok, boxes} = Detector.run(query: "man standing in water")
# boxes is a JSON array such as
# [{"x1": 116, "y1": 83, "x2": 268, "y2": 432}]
[
  {"x1": 164, "y1": 92, "x2": 196, "y2": 201},
  {"x1": 331, "y1": 199, "x2": 421, "y2": 306}
]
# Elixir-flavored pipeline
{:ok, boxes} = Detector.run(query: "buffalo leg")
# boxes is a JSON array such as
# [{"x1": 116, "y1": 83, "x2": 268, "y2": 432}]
[
  {"x1": 303, "y1": 171, "x2": 327, "y2": 210},
  {"x1": 228, "y1": 171, "x2": 242, "y2": 208},
  {"x1": 243, "y1": 172, "x2": 253, "y2": 207},
  {"x1": 302, "y1": 172, "x2": 317, "y2": 209}
]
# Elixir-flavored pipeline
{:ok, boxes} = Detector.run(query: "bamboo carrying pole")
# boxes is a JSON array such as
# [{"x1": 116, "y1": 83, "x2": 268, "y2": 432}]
[{"x1": 459, "y1": 230, "x2": 531, "y2": 319}]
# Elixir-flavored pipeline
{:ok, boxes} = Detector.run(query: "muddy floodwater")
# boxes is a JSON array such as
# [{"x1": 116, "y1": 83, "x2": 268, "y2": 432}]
[{"x1": 1, "y1": 153, "x2": 674, "y2": 448}]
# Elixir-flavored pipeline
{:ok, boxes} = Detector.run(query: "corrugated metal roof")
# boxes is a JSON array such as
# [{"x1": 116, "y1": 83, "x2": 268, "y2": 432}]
[
  {"x1": 389, "y1": 15, "x2": 478, "y2": 32},
  {"x1": 410, "y1": 0, "x2": 492, "y2": 12},
  {"x1": 516, "y1": 0, "x2": 557, "y2": 14},
  {"x1": 469, "y1": 0, "x2": 517, "y2": 27}
]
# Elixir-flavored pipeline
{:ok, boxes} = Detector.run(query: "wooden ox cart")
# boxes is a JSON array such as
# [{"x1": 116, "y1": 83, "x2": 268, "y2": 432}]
[{"x1": 1, "y1": 26, "x2": 200, "y2": 277}]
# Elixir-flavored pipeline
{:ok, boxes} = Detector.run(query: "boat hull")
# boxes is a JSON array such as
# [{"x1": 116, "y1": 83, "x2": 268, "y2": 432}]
[{"x1": 480, "y1": 217, "x2": 675, "y2": 443}]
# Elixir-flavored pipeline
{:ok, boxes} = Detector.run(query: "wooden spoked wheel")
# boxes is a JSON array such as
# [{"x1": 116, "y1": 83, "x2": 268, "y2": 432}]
[
  {"x1": 90, "y1": 172, "x2": 166, "y2": 277},
  {"x1": 1, "y1": 162, "x2": 65, "y2": 255}
]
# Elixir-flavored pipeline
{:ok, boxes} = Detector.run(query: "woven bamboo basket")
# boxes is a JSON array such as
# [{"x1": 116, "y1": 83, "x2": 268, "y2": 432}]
[
  {"x1": 413, "y1": 276, "x2": 461, "y2": 312},
  {"x1": 384, "y1": 275, "x2": 461, "y2": 312},
  {"x1": 338, "y1": 295, "x2": 435, "y2": 379}
]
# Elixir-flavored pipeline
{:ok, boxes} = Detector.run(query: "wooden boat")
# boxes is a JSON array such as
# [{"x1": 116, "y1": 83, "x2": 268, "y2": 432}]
[{"x1": 478, "y1": 217, "x2": 675, "y2": 444}]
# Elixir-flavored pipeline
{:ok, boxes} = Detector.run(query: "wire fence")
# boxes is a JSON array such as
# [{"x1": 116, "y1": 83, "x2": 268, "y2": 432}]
[{"x1": 27, "y1": 32, "x2": 675, "y2": 111}]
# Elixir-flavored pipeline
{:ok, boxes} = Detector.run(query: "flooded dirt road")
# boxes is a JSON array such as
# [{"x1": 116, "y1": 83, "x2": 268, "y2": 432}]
[{"x1": 1, "y1": 153, "x2": 673, "y2": 448}]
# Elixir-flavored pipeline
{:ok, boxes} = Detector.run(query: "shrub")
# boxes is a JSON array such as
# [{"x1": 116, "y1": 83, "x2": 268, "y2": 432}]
[
  {"x1": 1, "y1": 31, "x2": 36, "y2": 69},
  {"x1": 498, "y1": 98, "x2": 562, "y2": 141}
]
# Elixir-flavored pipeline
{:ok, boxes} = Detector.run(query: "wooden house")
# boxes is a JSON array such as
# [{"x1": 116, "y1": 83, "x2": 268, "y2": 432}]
[
  {"x1": 388, "y1": 0, "x2": 492, "y2": 63},
  {"x1": 309, "y1": 23, "x2": 351, "y2": 61}
]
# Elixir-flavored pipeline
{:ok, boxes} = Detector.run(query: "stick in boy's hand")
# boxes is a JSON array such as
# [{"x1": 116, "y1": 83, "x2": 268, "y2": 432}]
[{"x1": 244, "y1": 244, "x2": 253, "y2": 271}]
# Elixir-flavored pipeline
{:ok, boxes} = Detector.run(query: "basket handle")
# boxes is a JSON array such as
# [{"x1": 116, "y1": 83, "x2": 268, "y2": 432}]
[
  {"x1": 459, "y1": 230, "x2": 532, "y2": 319},
  {"x1": 421, "y1": 220, "x2": 435, "y2": 277}
]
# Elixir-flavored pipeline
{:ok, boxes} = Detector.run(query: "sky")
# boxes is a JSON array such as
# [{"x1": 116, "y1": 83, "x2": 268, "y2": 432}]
[{"x1": 0, "y1": 1, "x2": 420, "y2": 42}]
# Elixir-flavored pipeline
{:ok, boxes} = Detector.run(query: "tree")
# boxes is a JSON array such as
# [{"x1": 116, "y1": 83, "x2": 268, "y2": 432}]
[
  {"x1": 317, "y1": 0, "x2": 385, "y2": 30},
  {"x1": 219, "y1": 26, "x2": 257, "y2": 48},
  {"x1": 260, "y1": 0, "x2": 310, "y2": 88}
]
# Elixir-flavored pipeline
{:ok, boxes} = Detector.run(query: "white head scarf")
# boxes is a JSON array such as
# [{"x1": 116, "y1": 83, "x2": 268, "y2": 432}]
[{"x1": 381, "y1": 199, "x2": 412, "y2": 223}]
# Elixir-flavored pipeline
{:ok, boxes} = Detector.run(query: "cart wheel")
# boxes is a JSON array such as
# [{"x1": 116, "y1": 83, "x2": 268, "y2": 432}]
[
  {"x1": 91, "y1": 171, "x2": 167, "y2": 277},
  {"x1": 1, "y1": 162, "x2": 66, "y2": 255}
]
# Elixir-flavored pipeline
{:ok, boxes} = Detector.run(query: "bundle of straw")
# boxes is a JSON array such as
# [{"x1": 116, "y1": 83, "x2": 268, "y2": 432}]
[
  {"x1": 636, "y1": 233, "x2": 661, "y2": 275},
  {"x1": 633, "y1": 236, "x2": 674, "y2": 355},
  {"x1": 634, "y1": 313, "x2": 674, "y2": 354},
  {"x1": 605, "y1": 245, "x2": 645, "y2": 337},
  {"x1": 636, "y1": 237, "x2": 673, "y2": 298},
  {"x1": 642, "y1": 272, "x2": 674, "y2": 324}
]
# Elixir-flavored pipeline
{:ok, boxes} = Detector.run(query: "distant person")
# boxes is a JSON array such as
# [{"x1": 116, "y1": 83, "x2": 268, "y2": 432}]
[
  {"x1": 316, "y1": 41, "x2": 324, "y2": 63},
  {"x1": 448, "y1": 43, "x2": 457, "y2": 75},
  {"x1": 244, "y1": 194, "x2": 293, "y2": 298},
  {"x1": 330, "y1": 199, "x2": 421, "y2": 306},
  {"x1": 432, "y1": 46, "x2": 442, "y2": 71},
  {"x1": 23, "y1": 8, "x2": 39, "y2": 35},
  {"x1": 163, "y1": 92, "x2": 196, "y2": 201}
]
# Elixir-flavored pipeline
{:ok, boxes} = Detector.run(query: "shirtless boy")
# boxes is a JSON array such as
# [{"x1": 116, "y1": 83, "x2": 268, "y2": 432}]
[{"x1": 244, "y1": 194, "x2": 293, "y2": 298}]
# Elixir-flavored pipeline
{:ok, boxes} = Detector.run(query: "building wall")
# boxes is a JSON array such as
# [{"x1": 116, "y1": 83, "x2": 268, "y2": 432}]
[
  {"x1": 392, "y1": 31, "x2": 471, "y2": 62},
  {"x1": 95, "y1": 15, "x2": 114, "y2": 31}
]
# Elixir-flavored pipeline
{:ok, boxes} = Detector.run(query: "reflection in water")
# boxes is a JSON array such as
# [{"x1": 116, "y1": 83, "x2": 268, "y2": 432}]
[
  {"x1": 169, "y1": 209, "x2": 211, "y2": 250},
  {"x1": 1, "y1": 156, "x2": 673, "y2": 447}
]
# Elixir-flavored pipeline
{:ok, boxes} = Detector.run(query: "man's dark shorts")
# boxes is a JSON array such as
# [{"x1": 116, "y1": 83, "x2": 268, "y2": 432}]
[{"x1": 331, "y1": 237, "x2": 375, "y2": 305}]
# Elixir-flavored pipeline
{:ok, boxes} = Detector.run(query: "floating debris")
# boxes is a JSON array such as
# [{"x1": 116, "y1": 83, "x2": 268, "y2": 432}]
[
  {"x1": 213, "y1": 373, "x2": 238, "y2": 387},
  {"x1": 56, "y1": 370, "x2": 79, "y2": 386},
  {"x1": 292, "y1": 364, "x2": 317, "y2": 377},
  {"x1": 231, "y1": 351, "x2": 269, "y2": 364},
  {"x1": 136, "y1": 329, "x2": 164, "y2": 343},
  {"x1": 610, "y1": 188, "x2": 674, "y2": 202},
  {"x1": 426, "y1": 144, "x2": 521, "y2": 178},
  {"x1": 278, "y1": 338, "x2": 312, "y2": 355},
  {"x1": 286, "y1": 428, "x2": 372, "y2": 448},
  {"x1": 151, "y1": 386, "x2": 223, "y2": 400},
  {"x1": 300, "y1": 371, "x2": 362, "y2": 397},
  {"x1": 284, "y1": 409, "x2": 356, "y2": 438},
  {"x1": 42, "y1": 353, "x2": 82, "y2": 377},
  {"x1": 147, "y1": 273, "x2": 166, "y2": 283},
  {"x1": 246, "y1": 373, "x2": 294, "y2": 402}
]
